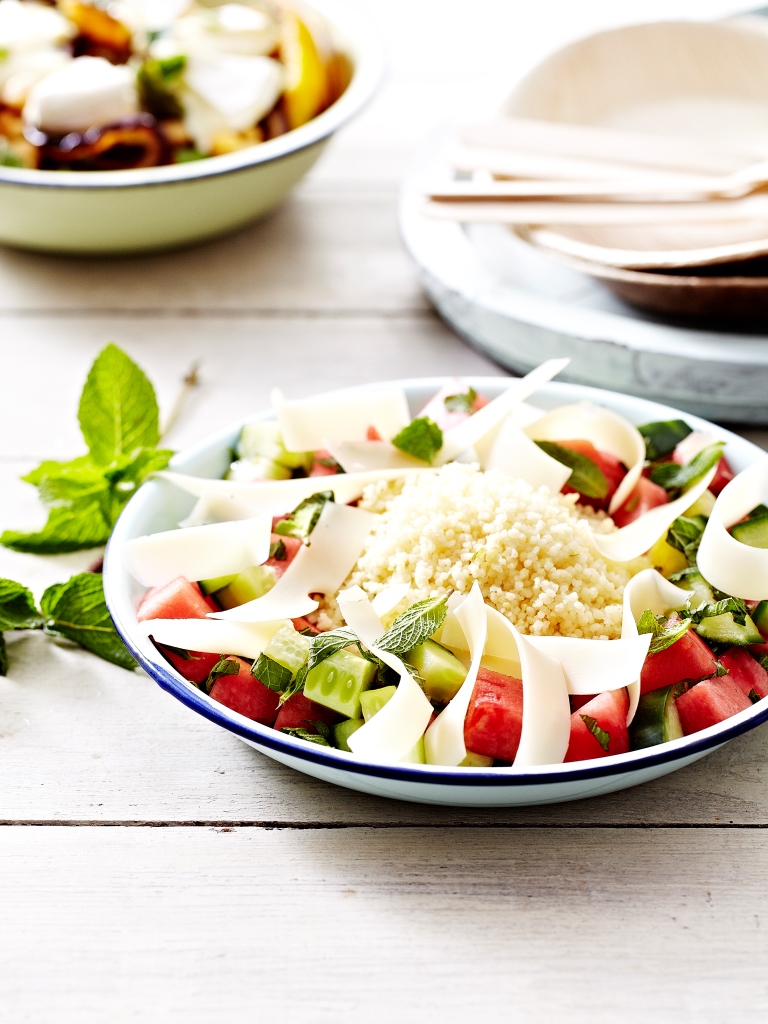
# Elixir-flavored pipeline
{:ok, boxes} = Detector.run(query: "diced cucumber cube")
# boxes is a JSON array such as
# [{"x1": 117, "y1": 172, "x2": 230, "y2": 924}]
[
  {"x1": 360, "y1": 685, "x2": 397, "y2": 722},
  {"x1": 731, "y1": 516, "x2": 768, "y2": 549},
  {"x1": 304, "y1": 650, "x2": 375, "y2": 718},
  {"x1": 674, "y1": 569, "x2": 714, "y2": 610},
  {"x1": 683, "y1": 489, "x2": 716, "y2": 518},
  {"x1": 333, "y1": 718, "x2": 364, "y2": 752},
  {"x1": 263, "y1": 625, "x2": 311, "y2": 677},
  {"x1": 459, "y1": 750, "x2": 494, "y2": 768},
  {"x1": 227, "y1": 457, "x2": 292, "y2": 482},
  {"x1": 199, "y1": 573, "x2": 235, "y2": 596},
  {"x1": 695, "y1": 612, "x2": 763, "y2": 647},
  {"x1": 237, "y1": 421, "x2": 313, "y2": 472},
  {"x1": 753, "y1": 601, "x2": 768, "y2": 639},
  {"x1": 216, "y1": 565, "x2": 277, "y2": 609},
  {"x1": 404, "y1": 639, "x2": 467, "y2": 702},
  {"x1": 629, "y1": 685, "x2": 683, "y2": 750}
]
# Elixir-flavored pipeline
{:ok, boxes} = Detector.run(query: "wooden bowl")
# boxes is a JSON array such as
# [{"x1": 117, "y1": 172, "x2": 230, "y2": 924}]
[{"x1": 504, "y1": 18, "x2": 768, "y2": 271}]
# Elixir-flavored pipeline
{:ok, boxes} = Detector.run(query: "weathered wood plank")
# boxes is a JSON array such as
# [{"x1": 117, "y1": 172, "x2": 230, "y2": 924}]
[{"x1": 1, "y1": 826, "x2": 767, "y2": 1022}]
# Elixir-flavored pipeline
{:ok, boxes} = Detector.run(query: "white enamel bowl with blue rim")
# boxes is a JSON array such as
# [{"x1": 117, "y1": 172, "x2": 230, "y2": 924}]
[
  {"x1": 0, "y1": 0, "x2": 383, "y2": 255},
  {"x1": 104, "y1": 378, "x2": 768, "y2": 807}
]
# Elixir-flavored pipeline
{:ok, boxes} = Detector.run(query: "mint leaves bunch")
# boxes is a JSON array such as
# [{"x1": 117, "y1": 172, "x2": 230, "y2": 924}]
[
  {"x1": 1, "y1": 344, "x2": 173, "y2": 554},
  {"x1": 0, "y1": 575, "x2": 136, "y2": 676}
]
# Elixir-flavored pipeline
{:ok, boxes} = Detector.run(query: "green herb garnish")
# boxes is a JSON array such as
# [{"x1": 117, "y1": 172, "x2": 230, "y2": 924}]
[
  {"x1": 638, "y1": 419, "x2": 692, "y2": 461},
  {"x1": 580, "y1": 714, "x2": 611, "y2": 753},
  {"x1": 650, "y1": 443, "x2": 723, "y2": 497},
  {"x1": 534, "y1": 441, "x2": 608, "y2": 500},
  {"x1": 40, "y1": 573, "x2": 136, "y2": 670},
  {"x1": 1, "y1": 345, "x2": 173, "y2": 554},
  {"x1": 202, "y1": 656, "x2": 240, "y2": 695},
  {"x1": 636, "y1": 608, "x2": 692, "y2": 653},
  {"x1": 749, "y1": 688, "x2": 761, "y2": 704},
  {"x1": 391, "y1": 417, "x2": 443, "y2": 464},
  {"x1": 137, "y1": 56, "x2": 186, "y2": 120},
  {"x1": 444, "y1": 388, "x2": 477, "y2": 414},
  {"x1": 269, "y1": 539, "x2": 287, "y2": 561},
  {"x1": 690, "y1": 596, "x2": 750, "y2": 627},
  {"x1": 281, "y1": 726, "x2": 331, "y2": 746},
  {"x1": 252, "y1": 653, "x2": 294, "y2": 692},
  {"x1": 666, "y1": 515, "x2": 708, "y2": 565},
  {"x1": 376, "y1": 596, "x2": 449, "y2": 656},
  {"x1": 274, "y1": 491, "x2": 334, "y2": 542}
]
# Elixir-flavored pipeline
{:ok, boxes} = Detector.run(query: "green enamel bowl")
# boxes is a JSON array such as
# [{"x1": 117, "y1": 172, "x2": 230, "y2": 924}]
[{"x1": 0, "y1": 0, "x2": 382, "y2": 255}]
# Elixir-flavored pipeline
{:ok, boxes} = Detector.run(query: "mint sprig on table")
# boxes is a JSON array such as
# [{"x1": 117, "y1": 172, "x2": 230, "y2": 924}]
[
  {"x1": 0, "y1": 574, "x2": 136, "y2": 675},
  {"x1": 1, "y1": 344, "x2": 173, "y2": 554}
]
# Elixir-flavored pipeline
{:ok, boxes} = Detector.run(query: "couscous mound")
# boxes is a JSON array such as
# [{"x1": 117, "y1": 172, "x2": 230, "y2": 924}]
[{"x1": 317, "y1": 462, "x2": 638, "y2": 639}]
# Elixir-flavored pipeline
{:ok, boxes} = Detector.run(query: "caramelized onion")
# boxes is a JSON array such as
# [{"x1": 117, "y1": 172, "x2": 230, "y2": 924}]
[{"x1": 38, "y1": 116, "x2": 168, "y2": 170}]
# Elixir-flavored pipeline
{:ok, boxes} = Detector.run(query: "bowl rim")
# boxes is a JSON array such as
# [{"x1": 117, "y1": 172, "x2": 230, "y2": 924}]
[
  {"x1": 104, "y1": 375, "x2": 768, "y2": 788},
  {"x1": 0, "y1": 0, "x2": 384, "y2": 192}
]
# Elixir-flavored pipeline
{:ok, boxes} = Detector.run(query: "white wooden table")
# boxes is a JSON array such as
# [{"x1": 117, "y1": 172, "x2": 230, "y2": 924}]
[{"x1": 3, "y1": 2, "x2": 768, "y2": 1020}]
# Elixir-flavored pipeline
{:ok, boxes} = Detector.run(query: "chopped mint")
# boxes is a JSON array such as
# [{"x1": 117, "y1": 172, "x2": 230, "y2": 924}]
[
  {"x1": 252, "y1": 653, "x2": 293, "y2": 692},
  {"x1": 175, "y1": 148, "x2": 206, "y2": 164},
  {"x1": 749, "y1": 688, "x2": 761, "y2": 704},
  {"x1": 444, "y1": 388, "x2": 477, "y2": 414},
  {"x1": 280, "y1": 727, "x2": 331, "y2": 746},
  {"x1": 202, "y1": 656, "x2": 240, "y2": 695},
  {"x1": 715, "y1": 660, "x2": 729, "y2": 677},
  {"x1": 313, "y1": 455, "x2": 344, "y2": 472},
  {"x1": 638, "y1": 419, "x2": 693, "y2": 461},
  {"x1": 580, "y1": 714, "x2": 611, "y2": 753},
  {"x1": 376, "y1": 596, "x2": 449, "y2": 656},
  {"x1": 306, "y1": 626, "x2": 364, "y2": 672},
  {"x1": 274, "y1": 491, "x2": 334, "y2": 542},
  {"x1": 636, "y1": 608, "x2": 692, "y2": 654},
  {"x1": 391, "y1": 417, "x2": 443, "y2": 464},
  {"x1": 137, "y1": 57, "x2": 185, "y2": 120},
  {"x1": 1, "y1": 346, "x2": 172, "y2": 554},
  {"x1": 533, "y1": 441, "x2": 608, "y2": 500},
  {"x1": 666, "y1": 515, "x2": 708, "y2": 565},
  {"x1": 691, "y1": 596, "x2": 750, "y2": 628},
  {"x1": 269, "y1": 539, "x2": 287, "y2": 561},
  {"x1": 40, "y1": 573, "x2": 135, "y2": 670},
  {"x1": 651, "y1": 443, "x2": 723, "y2": 497}
]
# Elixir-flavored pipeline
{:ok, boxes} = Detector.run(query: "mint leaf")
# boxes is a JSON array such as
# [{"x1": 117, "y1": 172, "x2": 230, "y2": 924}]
[
  {"x1": 41, "y1": 574, "x2": 135, "y2": 670},
  {"x1": 691, "y1": 596, "x2": 749, "y2": 627},
  {"x1": 269, "y1": 539, "x2": 287, "y2": 561},
  {"x1": 444, "y1": 388, "x2": 477, "y2": 414},
  {"x1": 79, "y1": 344, "x2": 161, "y2": 466},
  {"x1": 666, "y1": 515, "x2": 708, "y2": 565},
  {"x1": 636, "y1": 608, "x2": 692, "y2": 653},
  {"x1": 0, "y1": 634, "x2": 7, "y2": 676},
  {"x1": 252, "y1": 653, "x2": 293, "y2": 692},
  {"x1": 280, "y1": 726, "x2": 331, "y2": 746},
  {"x1": 638, "y1": 419, "x2": 693, "y2": 461},
  {"x1": 749, "y1": 688, "x2": 761, "y2": 704},
  {"x1": 580, "y1": 714, "x2": 611, "y2": 753},
  {"x1": 314, "y1": 455, "x2": 344, "y2": 472},
  {"x1": 392, "y1": 418, "x2": 443, "y2": 464},
  {"x1": 274, "y1": 491, "x2": 333, "y2": 542},
  {"x1": 534, "y1": 441, "x2": 609, "y2": 500},
  {"x1": 306, "y1": 627, "x2": 363, "y2": 672},
  {"x1": 279, "y1": 662, "x2": 309, "y2": 704},
  {"x1": 202, "y1": 656, "x2": 239, "y2": 695},
  {"x1": 651, "y1": 443, "x2": 723, "y2": 497},
  {"x1": 0, "y1": 579, "x2": 43, "y2": 631},
  {"x1": 376, "y1": 596, "x2": 449, "y2": 656},
  {"x1": 1, "y1": 501, "x2": 112, "y2": 554}
]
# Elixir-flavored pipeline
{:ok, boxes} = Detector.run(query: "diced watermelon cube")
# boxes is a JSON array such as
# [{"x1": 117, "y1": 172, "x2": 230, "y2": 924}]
[
  {"x1": 463, "y1": 667, "x2": 524, "y2": 762},
  {"x1": 158, "y1": 644, "x2": 220, "y2": 684},
  {"x1": 137, "y1": 576, "x2": 211, "y2": 622},
  {"x1": 611, "y1": 476, "x2": 669, "y2": 528},
  {"x1": 310, "y1": 449, "x2": 340, "y2": 477},
  {"x1": 292, "y1": 617, "x2": 319, "y2": 634},
  {"x1": 675, "y1": 676, "x2": 752, "y2": 735},
  {"x1": 417, "y1": 380, "x2": 489, "y2": 432},
  {"x1": 570, "y1": 694, "x2": 597, "y2": 712},
  {"x1": 274, "y1": 691, "x2": 340, "y2": 734},
  {"x1": 564, "y1": 688, "x2": 629, "y2": 762},
  {"x1": 209, "y1": 655, "x2": 280, "y2": 726},
  {"x1": 640, "y1": 626, "x2": 717, "y2": 694},
  {"x1": 719, "y1": 648, "x2": 768, "y2": 700},
  {"x1": 266, "y1": 532, "x2": 302, "y2": 577},
  {"x1": 557, "y1": 439, "x2": 627, "y2": 511}
]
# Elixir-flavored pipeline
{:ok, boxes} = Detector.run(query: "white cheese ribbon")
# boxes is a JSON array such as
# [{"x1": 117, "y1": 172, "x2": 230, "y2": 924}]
[
  {"x1": 477, "y1": 416, "x2": 573, "y2": 493},
  {"x1": 272, "y1": 387, "x2": 411, "y2": 453},
  {"x1": 524, "y1": 402, "x2": 646, "y2": 515},
  {"x1": 697, "y1": 460, "x2": 768, "y2": 601},
  {"x1": 210, "y1": 503, "x2": 374, "y2": 622},
  {"x1": 590, "y1": 466, "x2": 717, "y2": 563},
  {"x1": 179, "y1": 494, "x2": 265, "y2": 528},
  {"x1": 621, "y1": 568, "x2": 691, "y2": 723},
  {"x1": 339, "y1": 587, "x2": 433, "y2": 764},
  {"x1": 325, "y1": 440, "x2": 427, "y2": 474},
  {"x1": 371, "y1": 584, "x2": 412, "y2": 618},
  {"x1": 138, "y1": 616, "x2": 288, "y2": 661},
  {"x1": 511, "y1": 628, "x2": 571, "y2": 768},
  {"x1": 24, "y1": 56, "x2": 138, "y2": 134},
  {"x1": 524, "y1": 633, "x2": 652, "y2": 696},
  {"x1": 424, "y1": 583, "x2": 488, "y2": 766},
  {"x1": 125, "y1": 516, "x2": 271, "y2": 587},
  {"x1": 160, "y1": 467, "x2": 433, "y2": 516},
  {"x1": 436, "y1": 358, "x2": 570, "y2": 465}
]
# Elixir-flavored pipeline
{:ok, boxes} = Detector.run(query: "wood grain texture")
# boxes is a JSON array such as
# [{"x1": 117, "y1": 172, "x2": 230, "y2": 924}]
[{"x1": 2, "y1": 826, "x2": 768, "y2": 1022}]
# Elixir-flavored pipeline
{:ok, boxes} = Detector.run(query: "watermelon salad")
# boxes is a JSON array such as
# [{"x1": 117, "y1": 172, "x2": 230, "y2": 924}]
[{"x1": 123, "y1": 359, "x2": 768, "y2": 769}]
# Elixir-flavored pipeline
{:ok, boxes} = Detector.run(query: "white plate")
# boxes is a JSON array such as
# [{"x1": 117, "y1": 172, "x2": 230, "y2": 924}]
[{"x1": 104, "y1": 377, "x2": 768, "y2": 807}]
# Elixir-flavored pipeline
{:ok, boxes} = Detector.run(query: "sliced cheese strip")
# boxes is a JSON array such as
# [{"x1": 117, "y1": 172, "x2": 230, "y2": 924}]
[
  {"x1": 137, "y1": 616, "x2": 288, "y2": 660},
  {"x1": 371, "y1": 584, "x2": 411, "y2": 618},
  {"x1": 325, "y1": 439, "x2": 426, "y2": 474},
  {"x1": 477, "y1": 416, "x2": 573, "y2": 492},
  {"x1": 524, "y1": 634, "x2": 651, "y2": 695},
  {"x1": 424, "y1": 583, "x2": 488, "y2": 766},
  {"x1": 159, "y1": 468, "x2": 434, "y2": 516},
  {"x1": 125, "y1": 516, "x2": 271, "y2": 588},
  {"x1": 621, "y1": 568, "x2": 691, "y2": 723},
  {"x1": 590, "y1": 466, "x2": 717, "y2": 563},
  {"x1": 210, "y1": 503, "x2": 374, "y2": 622},
  {"x1": 338, "y1": 587, "x2": 433, "y2": 764},
  {"x1": 512, "y1": 628, "x2": 571, "y2": 768},
  {"x1": 524, "y1": 402, "x2": 645, "y2": 515},
  {"x1": 179, "y1": 494, "x2": 263, "y2": 528},
  {"x1": 697, "y1": 459, "x2": 768, "y2": 601},
  {"x1": 436, "y1": 358, "x2": 570, "y2": 465},
  {"x1": 272, "y1": 387, "x2": 411, "y2": 452}
]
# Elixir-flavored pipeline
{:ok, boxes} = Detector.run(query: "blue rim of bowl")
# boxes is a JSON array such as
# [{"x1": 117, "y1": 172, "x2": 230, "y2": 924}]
[
  {"x1": 105, "y1": 376, "x2": 768, "y2": 789},
  {"x1": 0, "y1": 0, "x2": 384, "y2": 192}
]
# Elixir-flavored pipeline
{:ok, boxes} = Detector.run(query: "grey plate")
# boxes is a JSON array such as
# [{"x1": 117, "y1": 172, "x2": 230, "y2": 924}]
[{"x1": 399, "y1": 125, "x2": 768, "y2": 424}]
